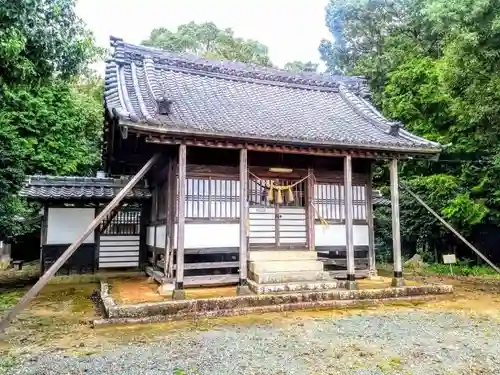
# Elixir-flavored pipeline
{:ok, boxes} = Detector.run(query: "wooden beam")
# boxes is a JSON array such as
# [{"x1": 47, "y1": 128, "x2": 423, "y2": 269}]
[
  {"x1": 306, "y1": 167, "x2": 315, "y2": 251},
  {"x1": 344, "y1": 155, "x2": 356, "y2": 287},
  {"x1": 239, "y1": 148, "x2": 248, "y2": 284},
  {"x1": 366, "y1": 161, "x2": 376, "y2": 275},
  {"x1": 0, "y1": 152, "x2": 161, "y2": 332},
  {"x1": 145, "y1": 136, "x2": 411, "y2": 159},
  {"x1": 390, "y1": 158, "x2": 402, "y2": 278},
  {"x1": 176, "y1": 144, "x2": 186, "y2": 289}
]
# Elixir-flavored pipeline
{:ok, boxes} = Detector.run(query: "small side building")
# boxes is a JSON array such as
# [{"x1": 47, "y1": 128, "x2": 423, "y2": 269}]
[{"x1": 20, "y1": 36, "x2": 441, "y2": 294}]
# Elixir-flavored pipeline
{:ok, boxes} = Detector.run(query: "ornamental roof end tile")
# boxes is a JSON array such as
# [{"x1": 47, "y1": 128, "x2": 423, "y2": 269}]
[{"x1": 104, "y1": 36, "x2": 441, "y2": 155}]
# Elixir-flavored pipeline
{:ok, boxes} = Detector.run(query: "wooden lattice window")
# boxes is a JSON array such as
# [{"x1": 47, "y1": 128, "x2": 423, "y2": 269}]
[
  {"x1": 313, "y1": 183, "x2": 367, "y2": 221},
  {"x1": 181, "y1": 177, "x2": 240, "y2": 219}
]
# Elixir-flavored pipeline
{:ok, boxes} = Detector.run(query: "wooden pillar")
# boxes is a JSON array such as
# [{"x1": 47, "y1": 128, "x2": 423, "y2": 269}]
[
  {"x1": 167, "y1": 155, "x2": 177, "y2": 279},
  {"x1": 344, "y1": 155, "x2": 356, "y2": 289},
  {"x1": 366, "y1": 162, "x2": 376, "y2": 276},
  {"x1": 306, "y1": 167, "x2": 315, "y2": 251},
  {"x1": 174, "y1": 144, "x2": 186, "y2": 298},
  {"x1": 237, "y1": 148, "x2": 251, "y2": 295},
  {"x1": 390, "y1": 158, "x2": 404, "y2": 286},
  {"x1": 163, "y1": 157, "x2": 172, "y2": 280},
  {"x1": 40, "y1": 205, "x2": 49, "y2": 274}
]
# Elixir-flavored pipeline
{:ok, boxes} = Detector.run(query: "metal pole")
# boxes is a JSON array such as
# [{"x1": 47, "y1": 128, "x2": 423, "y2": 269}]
[
  {"x1": 402, "y1": 185, "x2": 500, "y2": 274},
  {"x1": 0, "y1": 153, "x2": 161, "y2": 332}
]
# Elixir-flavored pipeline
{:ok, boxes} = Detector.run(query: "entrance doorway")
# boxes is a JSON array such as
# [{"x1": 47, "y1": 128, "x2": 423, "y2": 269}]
[{"x1": 248, "y1": 178, "x2": 307, "y2": 249}]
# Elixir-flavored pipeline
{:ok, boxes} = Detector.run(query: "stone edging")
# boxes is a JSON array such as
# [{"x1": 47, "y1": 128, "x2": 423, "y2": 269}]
[
  {"x1": 92, "y1": 294, "x2": 448, "y2": 326},
  {"x1": 98, "y1": 281, "x2": 453, "y2": 322}
]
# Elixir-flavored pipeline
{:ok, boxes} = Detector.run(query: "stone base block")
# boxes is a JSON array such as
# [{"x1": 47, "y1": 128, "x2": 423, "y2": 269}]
[
  {"x1": 345, "y1": 280, "x2": 357, "y2": 290},
  {"x1": 391, "y1": 277, "x2": 406, "y2": 287},
  {"x1": 172, "y1": 289, "x2": 186, "y2": 300},
  {"x1": 157, "y1": 282, "x2": 175, "y2": 296},
  {"x1": 236, "y1": 285, "x2": 252, "y2": 296}
]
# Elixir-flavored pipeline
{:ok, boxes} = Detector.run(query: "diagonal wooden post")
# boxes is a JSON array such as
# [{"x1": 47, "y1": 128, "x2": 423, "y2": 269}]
[
  {"x1": 0, "y1": 153, "x2": 161, "y2": 332},
  {"x1": 402, "y1": 184, "x2": 500, "y2": 274}
]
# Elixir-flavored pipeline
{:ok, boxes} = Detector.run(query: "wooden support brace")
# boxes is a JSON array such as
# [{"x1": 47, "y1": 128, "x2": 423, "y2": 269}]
[{"x1": 0, "y1": 153, "x2": 161, "y2": 332}]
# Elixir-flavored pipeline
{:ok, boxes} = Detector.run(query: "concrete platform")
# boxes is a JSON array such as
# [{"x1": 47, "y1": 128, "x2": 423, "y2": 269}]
[{"x1": 96, "y1": 281, "x2": 454, "y2": 325}]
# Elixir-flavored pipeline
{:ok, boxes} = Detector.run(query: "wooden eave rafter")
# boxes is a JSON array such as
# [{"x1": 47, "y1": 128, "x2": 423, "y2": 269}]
[{"x1": 116, "y1": 120, "x2": 440, "y2": 160}]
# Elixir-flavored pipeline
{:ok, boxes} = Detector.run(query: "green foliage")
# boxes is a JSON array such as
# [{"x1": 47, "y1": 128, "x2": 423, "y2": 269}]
[
  {"x1": 322, "y1": 0, "x2": 500, "y2": 262},
  {"x1": 425, "y1": 262, "x2": 500, "y2": 277},
  {"x1": 284, "y1": 60, "x2": 319, "y2": 72},
  {"x1": 0, "y1": 0, "x2": 103, "y2": 240},
  {"x1": 142, "y1": 22, "x2": 272, "y2": 67}
]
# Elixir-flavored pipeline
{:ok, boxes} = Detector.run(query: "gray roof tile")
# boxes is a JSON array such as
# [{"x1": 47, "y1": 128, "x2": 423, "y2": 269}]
[
  {"x1": 20, "y1": 176, "x2": 151, "y2": 201},
  {"x1": 104, "y1": 36, "x2": 441, "y2": 154}
]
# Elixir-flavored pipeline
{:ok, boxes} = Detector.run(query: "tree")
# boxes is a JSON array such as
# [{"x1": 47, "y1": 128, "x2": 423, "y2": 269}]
[
  {"x1": 320, "y1": 0, "x2": 500, "y2": 263},
  {"x1": 284, "y1": 60, "x2": 319, "y2": 73},
  {"x1": 0, "y1": 0, "x2": 102, "y2": 240},
  {"x1": 142, "y1": 22, "x2": 272, "y2": 66}
]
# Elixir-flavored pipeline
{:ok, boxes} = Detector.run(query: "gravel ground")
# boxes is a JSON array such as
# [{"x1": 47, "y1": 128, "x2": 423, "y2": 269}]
[{"x1": 8, "y1": 311, "x2": 500, "y2": 375}]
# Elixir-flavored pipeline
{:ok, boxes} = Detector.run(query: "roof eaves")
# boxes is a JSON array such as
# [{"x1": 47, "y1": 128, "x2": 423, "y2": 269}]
[{"x1": 119, "y1": 120, "x2": 441, "y2": 156}]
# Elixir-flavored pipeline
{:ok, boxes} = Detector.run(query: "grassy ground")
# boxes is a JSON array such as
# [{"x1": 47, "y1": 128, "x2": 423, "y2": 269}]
[{"x1": 1, "y1": 262, "x2": 500, "y2": 367}]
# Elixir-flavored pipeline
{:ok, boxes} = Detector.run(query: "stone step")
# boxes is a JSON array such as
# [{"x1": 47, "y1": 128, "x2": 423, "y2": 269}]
[
  {"x1": 248, "y1": 250, "x2": 317, "y2": 262},
  {"x1": 249, "y1": 260, "x2": 323, "y2": 273},
  {"x1": 247, "y1": 279, "x2": 338, "y2": 294},
  {"x1": 250, "y1": 270, "x2": 333, "y2": 284}
]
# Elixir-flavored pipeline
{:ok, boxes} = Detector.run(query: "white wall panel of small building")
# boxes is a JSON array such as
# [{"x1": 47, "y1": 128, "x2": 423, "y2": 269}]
[
  {"x1": 183, "y1": 223, "x2": 239, "y2": 249},
  {"x1": 146, "y1": 226, "x2": 155, "y2": 247},
  {"x1": 314, "y1": 224, "x2": 369, "y2": 247},
  {"x1": 46, "y1": 208, "x2": 95, "y2": 244}
]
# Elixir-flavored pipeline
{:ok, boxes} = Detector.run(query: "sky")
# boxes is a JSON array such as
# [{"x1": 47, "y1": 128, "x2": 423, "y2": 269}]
[{"x1": 76, "y1": 0, "x2": 332, "y2": 70}]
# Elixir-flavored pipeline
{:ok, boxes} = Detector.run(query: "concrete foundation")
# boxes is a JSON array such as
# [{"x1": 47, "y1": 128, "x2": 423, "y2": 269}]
[
  {"x1": 236, "y1": 285, "x2": 252, "y2": 296},
  {"x1": 157, "y1": 282, "x2": 175, "y2": 296},
  {"x1": 391, "y1": 277, "x2": 406, "y2": 287},
  {"x1": 172, "y1": 289, "x2": 186, "y2": 300}
]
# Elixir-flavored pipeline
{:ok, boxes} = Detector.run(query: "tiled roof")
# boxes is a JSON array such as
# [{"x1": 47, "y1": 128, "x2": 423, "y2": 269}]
[
  {"x1": 104, "y1": 36, "x2": 441, "y2": 155},
  {"x1": 20, "y1": 176, "x2": 151, "y2": 201},
  {"x1": 372, "y1": 190, "x2": 391, "y2": 206}
]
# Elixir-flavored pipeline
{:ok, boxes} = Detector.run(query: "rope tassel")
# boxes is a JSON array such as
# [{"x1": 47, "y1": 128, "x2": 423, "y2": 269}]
[
  {"x1": 277, "y1": 189, "x2": 284, "y2": 204},
  {"x1": 287, "y1": 187, "x2": 294, "y2": 203}
]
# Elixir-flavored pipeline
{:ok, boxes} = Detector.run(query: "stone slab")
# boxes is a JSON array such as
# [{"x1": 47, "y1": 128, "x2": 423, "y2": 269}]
[
  {"x1": 250, "y1": 270, "x2": 333, "y2": 284},
  {"x1": 247, "y1": 279, "x2": 338, "y2": 294},
  {"x1": 248, "y1": 250, "x2": 318, "y2": 262},
  {"x1": 249, "y1": 260, "x2": 323, "y2": 273}
]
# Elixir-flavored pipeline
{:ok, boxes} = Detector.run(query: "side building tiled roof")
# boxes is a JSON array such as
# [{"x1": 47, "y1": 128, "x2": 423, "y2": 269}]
[
  {"x1": 20, "y1": 176, "x2": 151, "y2": 201},
  {"x1": 104, "y1": 36, "x2": 441, "y2": 155}
]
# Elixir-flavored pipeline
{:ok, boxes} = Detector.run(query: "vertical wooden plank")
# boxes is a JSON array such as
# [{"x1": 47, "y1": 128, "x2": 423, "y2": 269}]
[
  {"x1": 176, "y1": 144, "x2": 186, "y2": 289},
  {"x1": 344, "y1": 155, "x2": 356, "y2": 287},
  {"x1": 390, "y1": 158, "x2": 403, "y2": 279},
  {"x1": 366, "y1": 162, "x2": 376, "y2": 276},
  {"x1": 239, "y1": 148, "x2": 249, "y2": 283},
  {"x1": 306, "y1": 168, "x2": 315, "y2": 251}
]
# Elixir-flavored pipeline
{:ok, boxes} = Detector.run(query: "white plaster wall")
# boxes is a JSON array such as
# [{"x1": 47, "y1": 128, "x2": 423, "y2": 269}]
[
  {"x1": 314, "y1": 224, "x2": 369, "y2": 247},
  {"x1": 46, "y1": 208, "x2": 95, "y2": 244},
  {"x1": 146, "y1": 226, "x2": 155, "y2": 246},
  {"x1": 155, "y1": 224, "x2": 166, "y2": 248},
  {"x1": 184, "y1": 223, "x2": 239, "y2": 249}
]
